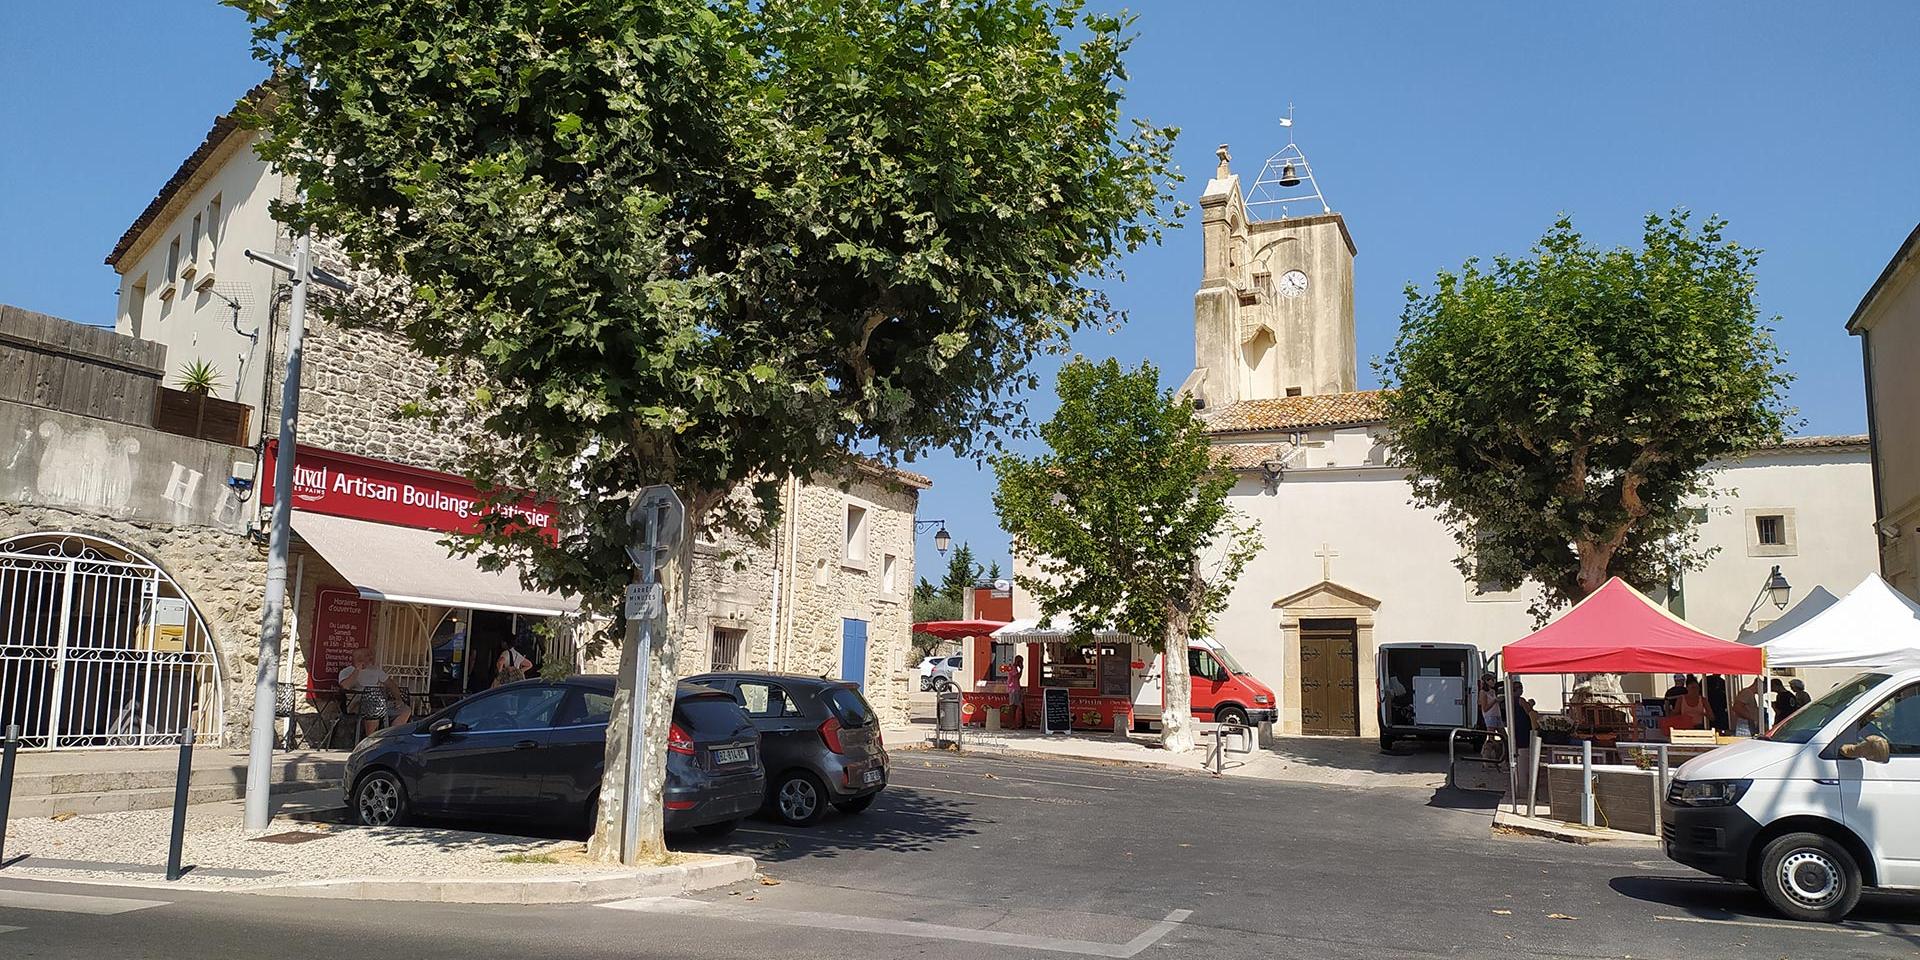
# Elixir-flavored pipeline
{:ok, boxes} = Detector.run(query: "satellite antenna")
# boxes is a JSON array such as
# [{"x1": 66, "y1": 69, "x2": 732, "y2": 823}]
[{"x1": 1244, "y1": 104, "x2": 1331, "y2": 222}]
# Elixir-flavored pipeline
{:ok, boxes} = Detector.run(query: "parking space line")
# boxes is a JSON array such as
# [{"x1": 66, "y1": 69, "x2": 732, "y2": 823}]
[
  {"x1": 1653, "y1": 915, "x2": 1881, "y2": 938},
  {"x1": 893, "y1": 783, "x2": 1088, "y2": 804},
  {"x1": 603, "y1": 897, "x2": 1191, "y2": 957},
  {"x1": 0, "y1": 925, "x2": 21, "y2": 935}
]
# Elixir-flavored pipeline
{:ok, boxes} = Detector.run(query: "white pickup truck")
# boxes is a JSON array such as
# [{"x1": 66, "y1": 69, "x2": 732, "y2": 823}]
[{"x1": 1662, "y1": 668, "x2": 1920, "y2": 921}]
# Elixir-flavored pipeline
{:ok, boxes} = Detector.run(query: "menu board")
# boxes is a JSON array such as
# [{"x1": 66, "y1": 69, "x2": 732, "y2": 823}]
[
  {"x1": 1098, "y1": 654, "x2": 1132, "y2": 696},
  {"x1": 1043, "y1": 686, "x2": 1072, "y2": 734},
  {"x1": 310, "y1": 588, "x2": 375, "y2": 691}
]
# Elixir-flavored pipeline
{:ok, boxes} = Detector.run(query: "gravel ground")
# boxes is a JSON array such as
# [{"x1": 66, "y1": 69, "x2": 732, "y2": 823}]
[{"x1": 2, "y1": 793, "x2": 613, "y2": 889}]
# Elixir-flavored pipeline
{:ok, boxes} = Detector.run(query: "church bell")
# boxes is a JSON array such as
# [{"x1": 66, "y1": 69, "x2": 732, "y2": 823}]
[{"x1": 1278, "y1": 163, "x2": 1301, "y2": 188}]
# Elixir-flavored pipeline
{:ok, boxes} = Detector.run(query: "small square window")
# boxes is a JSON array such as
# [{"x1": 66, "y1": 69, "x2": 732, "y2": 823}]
[
  {"x1": 1756, "y1": 515, "x2": 1785, "y2": 546},
  {"x1": 843, "y1": 503, "x2": 870, "y2": 566},
  {"x1": 1285, "y1": 386, "x2": 1303, "y2": 397},
  {"x1": 881, "y1": 553, "x2": 898, "y2": 595},
  {"x1": 1745, "y1": 508, "x2": 1797, "y2": 557},
  {"x1": 166, "y1": 236, "x2": 181, "y2": 279}
]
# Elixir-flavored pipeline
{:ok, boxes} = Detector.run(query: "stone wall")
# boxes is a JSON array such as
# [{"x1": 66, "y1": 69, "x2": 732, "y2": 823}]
[
  {"x1": 0, "y1": 504, "x2": 267, "y2": 747},
  {"x1": 285, "y1": 320, "x2": 472, "y2": 475}
]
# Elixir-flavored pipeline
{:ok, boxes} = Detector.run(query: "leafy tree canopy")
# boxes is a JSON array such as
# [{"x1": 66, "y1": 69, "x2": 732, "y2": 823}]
[
  {"x1": 232, "y1": 0, "x2": 1182, "y2": 623},
  {"x1": 1378, "y1": 213, "x2": 1791, "y2": 619}
]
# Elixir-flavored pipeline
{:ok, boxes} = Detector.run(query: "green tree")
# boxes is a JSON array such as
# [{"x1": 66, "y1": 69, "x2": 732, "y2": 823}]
[
  {"x1": 938, "y1": 542, "x2": 980, "y2": 606},
  {"x1": 986, "y1": 560, "x2": 1003, "y2": 582},
  {"x1": 1378, "y1": 213, "x2": 1791, "y2": 620},
  {"x1": 993, "y1": 358, "x2": 1259, "y2": 752},
  {"x1": 235, "y1": 0, "x2": 1178, "y2": 860}
]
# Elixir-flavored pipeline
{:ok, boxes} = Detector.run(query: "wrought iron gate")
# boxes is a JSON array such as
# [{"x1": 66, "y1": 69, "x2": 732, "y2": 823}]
[{"x1": 0, "y1": 534, "x2": 225, "y2": 749}]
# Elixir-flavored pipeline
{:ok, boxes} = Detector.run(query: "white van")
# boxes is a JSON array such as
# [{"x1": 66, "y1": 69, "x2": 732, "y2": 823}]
[{"x1": 1662, "y1": 669, "x2": 1920, "y2": 921}]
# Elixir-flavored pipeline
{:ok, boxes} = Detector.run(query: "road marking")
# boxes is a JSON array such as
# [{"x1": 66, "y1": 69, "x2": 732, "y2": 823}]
[
  {"x1": 603, "y1": 897, "x2": 1191, "y2": 958},
  {"x1": 0, "y1": 925, "x2": 22, "y2": 935},
  {"x1": 0, "y1": 889, "x2": 167, "y2": 915},
  {"x1": 1653, "y1": 915, "x2": 1881, "y2": 938}
]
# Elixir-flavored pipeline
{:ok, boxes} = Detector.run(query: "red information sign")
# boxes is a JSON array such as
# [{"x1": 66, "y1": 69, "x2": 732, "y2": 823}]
[
  {"x1": 310, "y1": 588, "x2": 375, "y2": 692},
  {"x1": 261, "y1": 441, "x2": 556, "y2": 536}
]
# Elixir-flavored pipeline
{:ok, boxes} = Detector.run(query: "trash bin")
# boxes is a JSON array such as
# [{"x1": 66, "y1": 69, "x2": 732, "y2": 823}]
[{"x1": 935, "y1": 691, "x2": 962, "y2": 748}]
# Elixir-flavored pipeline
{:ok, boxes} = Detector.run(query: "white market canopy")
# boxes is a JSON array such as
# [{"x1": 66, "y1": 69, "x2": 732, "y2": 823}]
[
  {"x1": 1759, "y1": 573, "x2": 1920, "y2": 669},
  {"x1": 991, "y1": 619, "x2": 1139, "y2": 643},
  {"x1": 1739, "y1": 585, "x2": 1841, "y2": 646}
]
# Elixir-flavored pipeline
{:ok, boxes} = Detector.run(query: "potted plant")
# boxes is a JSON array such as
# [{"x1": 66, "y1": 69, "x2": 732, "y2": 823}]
[{"x1": 176, "y1": 359, "x2": 222, "y2": 395}]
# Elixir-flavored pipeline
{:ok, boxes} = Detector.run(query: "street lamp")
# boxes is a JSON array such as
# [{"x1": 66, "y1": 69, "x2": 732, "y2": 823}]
[
  {"x1": 915, "y1": 519, "x2": 951, "y2": 556},
  {"x1": 1766, "y1": 565, "x2": 1792, "y2": 610}
]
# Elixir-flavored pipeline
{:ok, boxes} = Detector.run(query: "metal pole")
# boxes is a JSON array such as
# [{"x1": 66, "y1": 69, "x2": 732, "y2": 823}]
[
  {"x1": 1526, "y1": 733, "x2": 1541, "y2": 818},
  {"x1": 1580, "y1": 738, "x2": 1595, "y2": 828},
  {"x1": 0, "y1": 724, "x2": 19, "y2": 865},
  {"x1": 620, "y1": 509, "x2": 657, "y2": 866},
  {"x1": 244, "y1": 229, "x2": 312, "y2": 832},
  {"x1": 167, "y1": 729, "x2": 195, "y2": 880},
  {"x1": 1503, "y1": 676, "x2": 1518, "y2": 810}
]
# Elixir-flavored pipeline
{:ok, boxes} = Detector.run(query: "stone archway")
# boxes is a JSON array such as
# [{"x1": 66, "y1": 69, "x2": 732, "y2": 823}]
[{"x1": 1273, "y1": 580, "x2": 1381, "y2": 738}]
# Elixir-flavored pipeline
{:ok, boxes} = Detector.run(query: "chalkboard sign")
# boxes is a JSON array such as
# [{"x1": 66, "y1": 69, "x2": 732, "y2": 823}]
[{"x1": 1042, "y1": 686, "x2": 1072, "y2": 734}]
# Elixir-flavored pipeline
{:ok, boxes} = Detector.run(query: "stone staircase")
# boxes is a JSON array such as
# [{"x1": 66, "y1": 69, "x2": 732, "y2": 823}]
[{"x1": 5, "y1": 749, "x2": 347, "y2": 819}]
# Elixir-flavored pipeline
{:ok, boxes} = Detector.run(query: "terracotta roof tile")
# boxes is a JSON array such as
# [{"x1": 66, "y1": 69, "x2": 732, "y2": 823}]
[
  {"x1": 1212, "y1": 442, "x2": 1290, "y2": 471},
  {"x1": 106, "y1": 81, "x2": 275, "y2": 269},
  {"x1": 1767, "y1": 434, "x2": 1869, "y2": 450},
  {"x1": 1202, "y1": 389, "x2": 1388, "y2": 434}
]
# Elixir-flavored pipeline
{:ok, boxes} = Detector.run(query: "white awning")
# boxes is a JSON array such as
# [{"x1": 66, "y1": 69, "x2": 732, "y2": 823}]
[{"x1": 292, "y1": 510, "x2": 575, "y2": 618}]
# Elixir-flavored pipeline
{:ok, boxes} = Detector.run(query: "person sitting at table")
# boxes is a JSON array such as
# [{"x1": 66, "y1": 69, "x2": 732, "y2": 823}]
[
  {"x1": 339, "y1": 647, "x2": 413, "y2": 737},
  {"x1": 1662, "y1": 680, "x2": 1712, "y2": 732}
]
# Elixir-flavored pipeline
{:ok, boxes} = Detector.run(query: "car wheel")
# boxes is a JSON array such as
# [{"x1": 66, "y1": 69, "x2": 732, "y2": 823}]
[
  {"x1": 1759, "y1": 832, "x2": 1862, "y2": 923},
  {"x1": 771, "y1": 770, "x2": 828, "y2": 826},
  {"x1": 1216, "y1": 705, "x2": 1250, "y2": 728},
  {"x1": 833, "y1": 793, "x2": 878, "y2": 815},
  {"x1": 695, "y1": 818, "x2": 741, "y2": 837},
  {"x1": 353, "y1": 770, "x2": 410, "y2": 827},
  {"x1": 933, "y1": 676, "x2": 954, "y2": 694}
]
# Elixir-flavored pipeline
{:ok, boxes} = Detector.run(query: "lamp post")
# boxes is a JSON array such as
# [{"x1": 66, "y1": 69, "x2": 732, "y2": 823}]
[
  {"x1": 1766, "y1": 565, "x2": 1792, "y2": 610},
  {"x1": 915, "y1": 519, "x2": 951, "y2": 556},
  {"x1": 239, "y1": 240, "x2": 355, "y2": 832}
]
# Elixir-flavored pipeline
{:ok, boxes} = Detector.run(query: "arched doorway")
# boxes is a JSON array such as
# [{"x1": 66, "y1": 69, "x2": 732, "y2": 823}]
[{"x1": 0, "y1": 532, "x2": 225, "y2": 748}]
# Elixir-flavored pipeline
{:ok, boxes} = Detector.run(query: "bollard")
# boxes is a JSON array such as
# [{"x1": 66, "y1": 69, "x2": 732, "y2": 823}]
[
  {"x1": 1580, "y1": 739, "x2": 1595, "y2": 828},
  {"x1": 0, "y1": 724, "x2": 19, "y2": 866},
  {"x1": 167, "y1": 728, "x2": 195, "y2": 881}
]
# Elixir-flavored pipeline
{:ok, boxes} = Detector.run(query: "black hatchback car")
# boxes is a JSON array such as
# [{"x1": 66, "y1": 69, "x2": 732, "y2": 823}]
[
  {"x1": 343, "y1": 676, "x2": 764, "y2": 835},
  {"x1": 686, "y1": 672, "x2": 888, "y2": 825}
]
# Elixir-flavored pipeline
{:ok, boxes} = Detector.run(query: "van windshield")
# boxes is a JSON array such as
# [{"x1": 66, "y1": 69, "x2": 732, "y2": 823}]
[
  {"x1": 1209, "y1": 645, "x2": 1248, "y2": 675},
  {"x1": 1761, "y1": 673, "x2": 1889, "y2": 744}
]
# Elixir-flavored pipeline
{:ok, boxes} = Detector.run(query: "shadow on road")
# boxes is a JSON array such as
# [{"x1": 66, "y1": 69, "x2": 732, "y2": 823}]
[
  {"x1": 1608, "y1": 874, "x2": 1920, "y2": 939},
  {"x1": 678, "y1": 787, "x2": 979, "y2": 864},
  {"x1": 1424, "y1": 785, "x2": 1501, "y2": 811}
]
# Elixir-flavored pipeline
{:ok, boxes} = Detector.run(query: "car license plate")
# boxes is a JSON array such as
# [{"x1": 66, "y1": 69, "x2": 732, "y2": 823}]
[
  {"x1": 714, "y1": 747, "x2": 749, "y2": 765},
  {"x1": 862, "y1": 769, "x2": 882, "y2": 786}
]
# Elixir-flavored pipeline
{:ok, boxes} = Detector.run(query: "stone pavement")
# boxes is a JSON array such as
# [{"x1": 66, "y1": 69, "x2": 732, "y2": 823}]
[
  {"x1": 886, "y1": 722, "x2": 1458, "y2": 790},
  {"x1": 0, "y1": 787, "x2": 754, "y2": 903}
]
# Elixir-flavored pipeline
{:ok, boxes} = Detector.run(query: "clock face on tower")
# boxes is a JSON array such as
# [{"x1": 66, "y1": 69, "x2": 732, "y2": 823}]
[{"x1": 1279, "y1": 269, "x2": 1309, "y2": 299}]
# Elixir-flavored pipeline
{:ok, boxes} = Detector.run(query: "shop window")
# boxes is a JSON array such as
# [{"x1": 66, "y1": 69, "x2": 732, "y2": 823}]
[
  {"x1": 843, "y1": 503, "x2": 870, "y2": 566},
  {"x1": 710, "y1": 627, "x2": 744, "y2": 671},
  {"x1": 1189, "y1": 648, "x2": 1228, "y2": 682},
  {"x1": 1745, "y1": 508, "x2": 1797, "y2": 557}
]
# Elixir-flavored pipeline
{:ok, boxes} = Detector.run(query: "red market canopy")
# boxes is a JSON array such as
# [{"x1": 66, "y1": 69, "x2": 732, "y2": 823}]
[
  {"x1": 1502, "y1": 577, "x2": 1764, "y2": 675},
  {"x1": 912, "y1": 619, "x2": 1009, "y2": 640}
]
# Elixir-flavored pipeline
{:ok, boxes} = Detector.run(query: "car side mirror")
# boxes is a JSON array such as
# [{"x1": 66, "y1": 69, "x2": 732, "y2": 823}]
[
  {"x1": 1840, "y1": 734, "x2": 1892, "y2": 764},
  {"x1": 428, "y1": 717, "x2": 464, "y2": 738}
]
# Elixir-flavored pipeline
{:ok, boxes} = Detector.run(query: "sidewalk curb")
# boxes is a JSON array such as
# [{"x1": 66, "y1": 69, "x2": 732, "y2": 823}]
[
  {"x1": 891, "y1": 739, "x2": 1197, "y2": 775},
  {"x1": 1491, "y1": 810, "x2": 1659, "y2": 847},
  {"x1": 0, "y1": 854, "x2": 759, "y2": 905}
]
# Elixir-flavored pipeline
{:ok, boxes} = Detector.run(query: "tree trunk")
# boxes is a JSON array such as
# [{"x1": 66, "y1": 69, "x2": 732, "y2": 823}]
[
  {"x1": 585, "y1": 510, "x2": 691, "y2": 864},
  {"x1": 1159, "y1": 608, "x2": 1196, "y2": 754},
  {"x1": 1574, "y1": 539, "x2": 1615, "y2": 596}
]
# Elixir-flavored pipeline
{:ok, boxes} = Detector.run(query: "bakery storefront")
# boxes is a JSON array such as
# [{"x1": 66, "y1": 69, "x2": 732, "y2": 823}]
[{"x1": 261, "y1": 442, "x2": 576, "y2": 726}]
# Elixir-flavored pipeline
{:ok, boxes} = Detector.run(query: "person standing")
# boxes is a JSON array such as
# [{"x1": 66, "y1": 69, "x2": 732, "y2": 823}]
[
  {"x1": 1789, "y1": 678, "x2": 1812, "y2": 711},
  {"x1": 1705, "y1": 674, "x2": 1730, "y2": 733},
  {"x1": 1771, "y1": 678, "x2": 1797, "y2": 723},
  {"x1": 1003, "y1": 653, "x2": 1025, "y2": 728},
  {"x1": 492, "y1": 636, "x2": 533, "y2": 687},
  {"x1": 339, "y1": 647, "x2": 413, "y2": 737}
]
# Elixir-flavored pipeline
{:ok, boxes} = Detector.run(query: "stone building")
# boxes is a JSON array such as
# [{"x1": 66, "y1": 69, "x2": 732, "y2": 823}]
[
  {"x1": 1847, "y1": 222, "x2": 1920, "y2": 603},
  {"x1": 1016, "y1": 137, "x2": 1878, "y2": 740},
  {"x1": 0, "y1": 86, "x2": 927, "y2": 751}
]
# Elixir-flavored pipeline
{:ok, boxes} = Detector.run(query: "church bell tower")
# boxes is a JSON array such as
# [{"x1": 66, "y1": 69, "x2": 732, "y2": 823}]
[{"x1": 1187, "y1": 124, "x2": 1357, "y2": 411}]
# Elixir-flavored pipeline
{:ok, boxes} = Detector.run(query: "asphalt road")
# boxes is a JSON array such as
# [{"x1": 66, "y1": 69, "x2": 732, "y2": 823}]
[{"x1": 3, "y1": 749, "x2": 1918, "y2": 959}]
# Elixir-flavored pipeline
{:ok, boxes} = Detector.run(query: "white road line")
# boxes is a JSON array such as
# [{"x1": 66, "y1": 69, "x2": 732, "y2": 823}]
[
  {"x1": 892, "y1": 783, "x2": 1086, "y2": 804},
  {"x1": 0, "y1": 889, "x2": 167, "y2": 915},
  {"x1": 0, "y1": 925, "x2": 22, "y2": 935},
  {"x1": 979, "y1": 775, "x2": 1120, "y2": 791},
  {"x1": 1653, "y1": 915, "x2": 1881, "y2": 938},
  {"x1": 602, "y1": 897, "x2": 1190, "y2": 958}
]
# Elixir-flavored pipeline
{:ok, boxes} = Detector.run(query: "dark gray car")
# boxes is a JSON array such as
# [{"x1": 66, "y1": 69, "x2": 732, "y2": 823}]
[
  {"x1": 686, "y1": 672, "x2": 889, "y2": 825},
  {"x1": 342, "y1": 676, "x2": 764, "y2": 836}
]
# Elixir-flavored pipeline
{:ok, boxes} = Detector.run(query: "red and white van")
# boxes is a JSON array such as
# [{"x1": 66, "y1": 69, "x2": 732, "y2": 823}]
[{"x1": 1132, "y1": 637, "x2": 1279, "y2": 729}]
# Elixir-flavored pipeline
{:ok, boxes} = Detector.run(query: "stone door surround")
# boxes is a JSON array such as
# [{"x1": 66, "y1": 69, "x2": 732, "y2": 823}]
[{"x1": 1273, "y1": 580, "x2": 1381, "y2": 738}]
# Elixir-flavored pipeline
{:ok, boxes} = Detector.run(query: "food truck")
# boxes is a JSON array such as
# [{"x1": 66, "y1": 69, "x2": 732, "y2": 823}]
[{"x1": 953, "y1": 620, "x2": 1278, "y2": 732}]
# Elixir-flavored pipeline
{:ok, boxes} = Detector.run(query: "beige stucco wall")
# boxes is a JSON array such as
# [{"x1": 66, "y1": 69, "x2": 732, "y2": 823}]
[
  {"x1": 112, "y1": 131, "x2": 286, "y2": 430},
  {"x1": 1855, "y1": 248, "x2": 1920, "y2": 600}
]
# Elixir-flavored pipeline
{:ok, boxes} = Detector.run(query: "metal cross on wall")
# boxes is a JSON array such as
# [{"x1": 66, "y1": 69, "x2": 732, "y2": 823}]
[{"x1": 1314, "y1": 542, "x2": 1340, "y2": 581}]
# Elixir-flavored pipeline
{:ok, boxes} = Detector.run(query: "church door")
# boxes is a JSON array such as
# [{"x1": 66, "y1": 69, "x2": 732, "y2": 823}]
[{"x1": 1299, "y1": 619, "x2": 1360, "y2": 736}]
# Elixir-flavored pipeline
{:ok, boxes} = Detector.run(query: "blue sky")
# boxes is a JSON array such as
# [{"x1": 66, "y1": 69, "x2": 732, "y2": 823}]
[{"x1": 4, "y1": 3, "x2": 1917, "y2": 579}]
